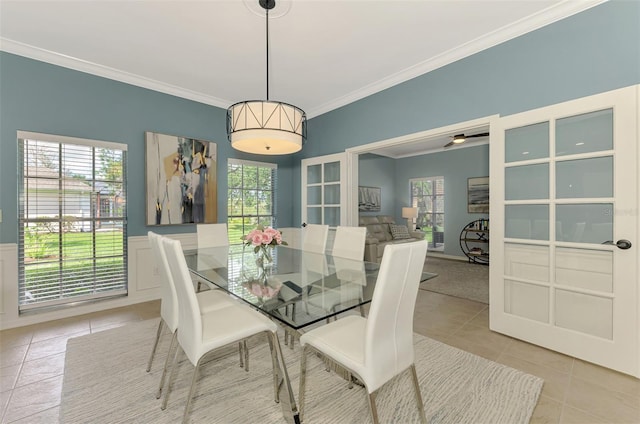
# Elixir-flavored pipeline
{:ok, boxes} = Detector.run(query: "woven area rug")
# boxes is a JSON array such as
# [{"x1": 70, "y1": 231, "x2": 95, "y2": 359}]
[
  {"x1": 421, "y1": 257, "x2": 489, "y2": 304},
  {"x1": 61, "y1": 319, "x2": 542, "y2": 423}
]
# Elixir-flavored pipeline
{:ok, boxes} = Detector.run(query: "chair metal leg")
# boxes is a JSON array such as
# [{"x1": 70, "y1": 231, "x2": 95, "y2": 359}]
[
  {"x1": 410, "y1": 364, "x2": 427, "y2": 423},
  {"x1": 267, "y1": 333, "x2": 280, "y2": 403},
  {"x1": 182, "y1": 358, "x2": 203, "y2": 424},
  {"x1": 243, "y1": 340, "x2": 249, "y2": 371},
  {"x1": 298, "y1": 345, "x2": 308, "y2": 422},
  {"x1": 238, "y1": 342, "x2": 244, "y2": 369},
  {"x1": 161, "y1": 343, "x2": 183, "y2": 410},
  {"x1": 147, "y1": 318, "x2": 165, "y2": 372},
  {"x1": 367, "y1": 391, "x2": 380, "y2": 424},
  {"x1": 156, "y1": 330, "x2": 177, "y2": 399}
]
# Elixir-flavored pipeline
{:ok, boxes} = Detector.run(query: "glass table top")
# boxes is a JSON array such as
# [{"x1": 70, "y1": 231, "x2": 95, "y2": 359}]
[{"x1": 183, "y1": 245, "x2": 381, "y2": 330}]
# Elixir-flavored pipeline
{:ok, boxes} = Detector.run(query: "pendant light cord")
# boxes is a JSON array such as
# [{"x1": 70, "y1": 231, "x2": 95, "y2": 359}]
[{"x1": 265, "y1": 7, "x2": 270, "y2": 101}]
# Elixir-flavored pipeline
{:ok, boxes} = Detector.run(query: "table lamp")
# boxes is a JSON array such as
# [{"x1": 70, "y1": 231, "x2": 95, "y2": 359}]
[{"x1": 402, "y1": 207, "x2": 418, "y2": 231}]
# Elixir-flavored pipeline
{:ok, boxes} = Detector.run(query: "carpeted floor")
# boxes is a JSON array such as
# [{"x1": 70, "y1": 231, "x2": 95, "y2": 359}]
[
  {"x1": 420, "y1": 256, "x2": 489, "y2": 303},
  {"x1": 61, "y1": 319, "x2": 542, "y2": 423}
]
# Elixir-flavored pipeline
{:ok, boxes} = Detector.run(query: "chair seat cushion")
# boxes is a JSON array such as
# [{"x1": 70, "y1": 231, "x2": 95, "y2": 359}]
[
  {"x1": 191, "y1": 304, "x2": 277, "y2": 363},
  {"x1": 196, "y1": 289, "x2": 238, "y2": 313},
  {"x1": 299, "y1": 315, "x2": 367, "y2": 384}
]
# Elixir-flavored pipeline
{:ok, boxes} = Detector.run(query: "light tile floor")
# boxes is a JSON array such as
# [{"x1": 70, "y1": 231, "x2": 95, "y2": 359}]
[{"x1": 1, "y1": 292, "x2": 639, "y2": 423}]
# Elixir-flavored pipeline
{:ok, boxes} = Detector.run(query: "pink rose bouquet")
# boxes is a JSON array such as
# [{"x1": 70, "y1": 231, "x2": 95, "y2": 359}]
[
  {"x1": 242, "y1": 225, "x2": 288, "y2": 263},
  {"x1": 242, "y1": 225, "x2": 287, "y2": 251}
]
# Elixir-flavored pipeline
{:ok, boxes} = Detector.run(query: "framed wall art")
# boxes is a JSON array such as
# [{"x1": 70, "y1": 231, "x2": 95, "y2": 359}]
[
  {"x1": 145, "y1": 132, "x2": 217, "y2": 225},
  {"x1": 468, "y1": 176, "x2": 489, "y2": 213},
  {"x1": 358, "y1": 186, "x2": 381, "y2": 212}
]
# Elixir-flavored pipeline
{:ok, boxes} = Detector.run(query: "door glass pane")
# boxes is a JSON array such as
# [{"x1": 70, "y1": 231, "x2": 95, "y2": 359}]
[
  {"x1": 505, "y1": 122, "x2": 549, "y2": 163},
  {"x1": 306, "y1": 207, "x2": 321, "y2": 224},
  {"x1": 324, "y1": 161, "x2": 340, "y2": 183},
  {"x1": 307, "y1": 186, "x2": 321, "y2": 205},
  {"x1": 324, "y1": 207, "x2": 340, "y2": 226},
  {"x1": 324, "y1": 184, "x2": 340, "y2": 205},
  {"x1": 556, "y1": 157, "x2": 613, "y2": 198},
  {"x1": 556, "y1": 204, "x2": 613, "y2": 244},
  {"x1": 556, "y1": 109, "x2": 613, "y2": 156},
  {"x1": 505, "y1": 164, "x2": 549, "y2": 200},
  {"x1": 307, "y1": 164, "x2": 321, "y2": 184},
  {"x1": 505, "y1": 205, "x2": 549, "y2": 240}
]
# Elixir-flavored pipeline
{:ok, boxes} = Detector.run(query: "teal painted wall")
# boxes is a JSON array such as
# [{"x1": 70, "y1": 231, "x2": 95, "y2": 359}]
[
  {"x1": 291, "y1": 0, "x2": 640, "y2": 226},
  {"x1": 303, "y1": 1, "x2": 639, "y2": 157},
  {"x1": 1, "y1": 1, "x2": 638, "y2": 243},
  {"x1": 0, "y1": 53, "x2": 295, "y2": 243},
  {"x1": 358, "y1": 154, "x2": 396, "y2": 217}
]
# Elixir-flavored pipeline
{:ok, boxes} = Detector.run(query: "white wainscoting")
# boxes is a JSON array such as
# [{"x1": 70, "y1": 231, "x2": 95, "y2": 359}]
[{"x1": 0, "y1": 228, "x2": 300, "y2": 330}]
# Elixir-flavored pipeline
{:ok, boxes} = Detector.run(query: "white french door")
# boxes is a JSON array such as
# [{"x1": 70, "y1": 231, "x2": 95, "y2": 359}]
[
  {"x1": 490, "y1": 85, "x2": 639, "y2": 376},
  {"x1": 301, "y1": 152, "x2": 348, "y2": 228}
]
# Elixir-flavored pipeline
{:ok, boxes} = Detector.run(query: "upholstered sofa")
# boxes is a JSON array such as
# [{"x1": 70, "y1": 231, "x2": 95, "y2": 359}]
[{"x1": 359, "y1": 215, "x2": 425, "y2": 263}]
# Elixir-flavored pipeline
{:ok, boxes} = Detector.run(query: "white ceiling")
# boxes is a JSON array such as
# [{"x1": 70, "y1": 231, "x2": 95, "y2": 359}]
[{"x1": 0, "y1": 1, "x2": 603, "y2": 156}]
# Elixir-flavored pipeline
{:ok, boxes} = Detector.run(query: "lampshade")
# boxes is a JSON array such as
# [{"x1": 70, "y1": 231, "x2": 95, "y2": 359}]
[
  {"x1": 402, "y1": 207, "x2": 418, "y2": 219},
  {"x1": 226, "y1": 0, "x2": 307, "y2": 155},
  {"x1": 227, "y1": 100, "x2": 306, "y2": 155}
]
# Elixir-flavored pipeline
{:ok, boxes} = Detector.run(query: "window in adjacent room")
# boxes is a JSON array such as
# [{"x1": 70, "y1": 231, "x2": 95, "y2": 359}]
[
  {"x1": 227, "y1": 158, "x2": 277, "y2": 246},
  {"x1": 18, "y1": 132, "x2": 127, "y2": 312},
  {"x1": 410, "y1": 176, "x2": 444, "y2": 250}
]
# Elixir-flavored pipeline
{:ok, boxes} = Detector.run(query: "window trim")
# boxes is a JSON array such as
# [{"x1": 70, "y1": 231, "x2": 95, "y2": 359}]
[{"x1": 17, "y1": 131, "x2": 128, "y2": 312}]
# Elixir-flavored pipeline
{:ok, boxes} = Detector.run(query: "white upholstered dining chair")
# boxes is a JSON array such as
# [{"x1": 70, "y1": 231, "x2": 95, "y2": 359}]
[
  {"x1": 307, "y1": 226, "x2": 367, "y2": 321},
  {"x1": 146, "y1": 232, "x2": 240, "y2": 399},
  {"x1": 302, "y1": 224, "x2": 329, "y2": 254},
  {"x1": 160, "y1": 237, "x2": 282, "y2": 423},
  {"x1": 298, "y1": 240, "x2": 429, "y2": 424}
]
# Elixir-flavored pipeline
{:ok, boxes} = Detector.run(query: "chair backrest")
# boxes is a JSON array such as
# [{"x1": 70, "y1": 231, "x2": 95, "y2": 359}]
[
  {"x1": 302, "y1": 224, "x2": 329, "y2": 254},
  {"x1": 364, "y1": 240, "x2": 428, "y2": 392},
  {"x1": 332, "y1": 226, "x2": 367, "y2": 260},
  {"x1": 197, "y1": 223, "x2": 229, "y2": 248},
  {"x1": 148, "y1": 231, "x2": 179, "y2": 333},
  {"x1": 162, "y1": 237, "x2": 204, "y2": 366}
]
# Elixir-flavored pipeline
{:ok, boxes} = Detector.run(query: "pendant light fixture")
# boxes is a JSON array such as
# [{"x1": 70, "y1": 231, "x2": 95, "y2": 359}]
[{"x1": 226, "y1": 0, "x2": 307, "y2": 155}]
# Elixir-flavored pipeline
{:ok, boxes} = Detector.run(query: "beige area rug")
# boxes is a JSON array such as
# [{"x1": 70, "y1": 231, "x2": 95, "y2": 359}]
[
  {"x1": 60, "y1": 319, "x2": 542, "y2": 423},
  {"x1": 420, "y1": 256, "x2": 489, "y2": 304}
]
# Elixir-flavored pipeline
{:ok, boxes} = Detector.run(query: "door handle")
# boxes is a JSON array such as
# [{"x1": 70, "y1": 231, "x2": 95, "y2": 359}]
[{"x1": 602, "y1": 239, "x2": 632, "y2": 250}]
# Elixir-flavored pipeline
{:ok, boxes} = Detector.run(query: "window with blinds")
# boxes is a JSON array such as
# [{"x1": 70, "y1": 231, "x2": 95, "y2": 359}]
[
  {"x1": 18, "y1": 131, "x2": 127, "y2": 311},
  {"x1": 227, "y1": 158, "x2": 277, "y2": 246},
  {"x1": 410, "y1": 176, "x2": 445, "y2": 249}
]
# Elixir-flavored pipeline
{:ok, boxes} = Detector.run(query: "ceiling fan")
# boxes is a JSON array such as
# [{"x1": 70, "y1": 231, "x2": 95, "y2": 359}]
[{"x1": 443, "y1": 132, "x2": 489, "y2": 148}]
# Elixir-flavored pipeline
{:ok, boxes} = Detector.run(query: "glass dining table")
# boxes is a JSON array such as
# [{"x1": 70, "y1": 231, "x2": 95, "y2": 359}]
[{"x1": 183, "y1": 244, "x2": 381, "y2": 424}]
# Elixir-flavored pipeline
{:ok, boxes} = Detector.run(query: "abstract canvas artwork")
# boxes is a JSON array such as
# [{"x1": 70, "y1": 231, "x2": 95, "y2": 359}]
[
  {"x1": 468, "y1": 176, "x2": 489, "y2": 213},
  {"x1": 145, "y1": 132, "x2": 217, "y2": 225}
]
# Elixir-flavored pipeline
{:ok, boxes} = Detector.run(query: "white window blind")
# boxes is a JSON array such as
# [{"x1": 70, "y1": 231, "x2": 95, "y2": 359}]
[
  {"x1": 227, "y1": 158, "x2": 277, "y2": 245},
  {"x1": 18, "y1": 132, "x2": 128, "y2": 311}
]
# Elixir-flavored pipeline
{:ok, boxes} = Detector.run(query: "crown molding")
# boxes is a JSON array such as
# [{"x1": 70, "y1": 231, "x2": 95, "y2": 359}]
[
  {"x1": 0, "y1": 0, "x2": 606, "y2": 118},
  {"x1": 0, "y1": 38, "x2": 230, "y2": 110},
  {"x1": 306, "y1": 0, "x2": 607, "y2": 118}
]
